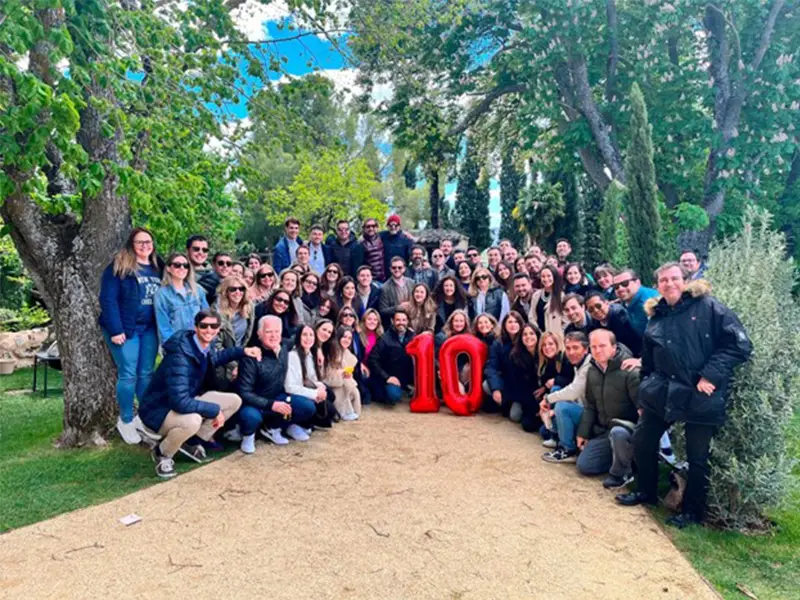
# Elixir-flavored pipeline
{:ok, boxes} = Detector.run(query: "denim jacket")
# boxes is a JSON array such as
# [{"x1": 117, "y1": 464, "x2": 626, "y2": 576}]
[{"x1": 154, "y1": 283, "x2": 209, "y2": 345}]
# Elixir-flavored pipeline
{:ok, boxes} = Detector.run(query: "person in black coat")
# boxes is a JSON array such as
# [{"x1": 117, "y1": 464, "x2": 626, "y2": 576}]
[
  {"x1": 237, "y1": 315, "x2": 318, "y2": 450},
  {"x1": 616, "y1": 265, "x2": 752, "y2": 529},
  {"x1": 433, "y1": 275, "x2": 469, "y2": 332},
  {"x1": 367, "y1": 309, "x2": 415, "y2": 405},
  {"x1": 139, "y1": 310, "x2": 259, "y2": 478},
  {"x1": 326, "y1": 221, "x2": 365, "y2": 277},
  {"x1": 380, "y1": 214, "x2": 413, "y2": 277},
  {"x1": 585, "y1": 290, "x2": 643, "y2": 357},
  {"x1": 484, "y1": 311, "x2": 528, "y2": 421}
]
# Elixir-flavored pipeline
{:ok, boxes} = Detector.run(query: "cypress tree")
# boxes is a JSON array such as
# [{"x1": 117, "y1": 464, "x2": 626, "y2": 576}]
[
  {"x1": 551, "y1": 170, "x2": 583, "y2": 259},
  {"x1": 456, "y1": 140, "x2": 492, "y2": 249},
  {"x1": 582, "y1": 182, "x2": 604, "y2": 268},
  {"x1": 499, "y1": 147, "x2": 525, "y2": 247},
  {"x1": 623, "y1": 83, "x2": 662, "y2": 280}
]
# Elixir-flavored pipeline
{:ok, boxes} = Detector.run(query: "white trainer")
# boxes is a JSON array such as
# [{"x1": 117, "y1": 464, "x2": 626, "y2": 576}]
[
  {"x1": 260, "y1": 428, "x2": 289, "y2": 445},
  {"x1": 286, "y1": 423, "x2": 310, "y2": 441},
  {"x1": 224, "y1": 424, "x2": 243, "y2": 442},
  {"x1": 240, "y1": 434, "x2": 256, "y2": 454},
  {"x1": 542, "y1": 438, "x2": 558, "y2": 449},
  {"x1": 117, "y1": 418, "x2": 142, "y2": 445},
  {"x1": 132, "y1": 415, "x2": 160, "y2": 441}
]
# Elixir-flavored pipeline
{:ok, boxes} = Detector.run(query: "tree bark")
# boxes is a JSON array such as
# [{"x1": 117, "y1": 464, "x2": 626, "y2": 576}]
[{"x1": 428, "y1": 167, "x2": 440, "y2": 229}]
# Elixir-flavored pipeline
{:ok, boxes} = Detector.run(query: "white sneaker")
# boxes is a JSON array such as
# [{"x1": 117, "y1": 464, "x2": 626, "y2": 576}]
[
  {"x1": 240, "y1": 434, "x2": 256, "y2": 454},
  {"x1": 542, "y1": 438, "x2": 558, "y2": 449},
  {"x1": 286, "y1": 423, "x2": 310, "y2": 441},
  {"x1": 131, "y1": 415, "x2": 160, "y2": 441},
  {"x1": 117, "y1": 418, "x2": 142, "y2": 445},
  {"x1": 341, "y1": 413, "x2": 358, "y2": 421},
  {"x1": 224, "y1": 424, "x2": 243, "y2": 442},
  {"x1": 260, "y1": 428, "x2": 289, "y2": 445}
]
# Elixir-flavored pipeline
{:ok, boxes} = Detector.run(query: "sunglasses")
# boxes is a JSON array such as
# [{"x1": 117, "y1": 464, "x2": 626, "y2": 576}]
[
  {"x1": 197, "y1": 322, "x2": 220, "y2": 330},
  {"x1": 364, "y1": 223, "x2": 378, "y2": 229},
  {"x1": 273, "y1": 296, "x2": 290, "y2": 305},
  {"x1": 476, "y1": 274, "x2": 490, "y2": 281},
  {"x1": 191, "y1": 246, "x2": 208, "y2": 253},
  {"x1": 391, "y1": 265, "x2": 404, "y2": 270},
  {"x1": 587, "y1": 303, "x2": 604, "y2": 312},
  {"x1": 341, "y1": 313, "x2": 356, "y2": 318},
  {"x1": 467, "y1": 253, "x2": 479, "y2": 258},
  {"x1": 613, "y1": 279, "x2": 633, "y2": 289},
  {"x1": 304, "y1": 280, "x2": 318, "y2": 287},
  {"x1": 258, "y1": 272, "x2": 275, "y2": 279},
  {"x1": 170, "y1": 262, "x2": 189, "y2": 269},
  {"x1": 217, "y1": 260, "x2": 232, "y2": 267},
  {"x1": 227, "y1": 286, "x2": 246, "y2": 293}
]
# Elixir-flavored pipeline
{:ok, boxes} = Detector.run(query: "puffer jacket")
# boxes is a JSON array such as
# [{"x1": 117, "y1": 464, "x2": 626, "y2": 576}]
[
  {"x1": 237, "y1": 340, "x2": 291, "y2": 410},
  {"x1": 380, "y1": 230, "x2": 412, "y2": 276},
  {"x1": 637, "y1": 280, "x2": 752, "y2": 426},
  {"x1": 577, "y1": 345, "x2": 640, "y2": 439},
  {"x1": 367, "y1": 328, "x2": 415, "y2": 387},
  {"x1": 139, "y1": 330, "x2": 243, "y2": 431},
  {"x1": 361, "y1": 234, "x2": 386, "y2": 281}
]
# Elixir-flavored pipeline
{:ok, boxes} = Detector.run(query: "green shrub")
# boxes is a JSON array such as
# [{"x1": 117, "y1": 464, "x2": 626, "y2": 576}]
[
  {"x1": 701, "y1": 207, "x2": 800, "y2": 530},
  {"x1": 0, "y1": 305, "x2": 51, "y2": 333}
]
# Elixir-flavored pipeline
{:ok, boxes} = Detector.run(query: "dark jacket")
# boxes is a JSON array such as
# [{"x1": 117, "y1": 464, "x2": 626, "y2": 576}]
[
  {"x1": 367, "y1": 328, "x2": 415, "y2": 387},
  {"x1": 565, "y1": 314, "x2": 595, "y2": 337},
  {"x1": 139, "y1": 330, "x2": 243, "y2": 431},
  {"x1": 485, "y1": 340, "x2": 539, "y2": 400},
  {"x1": 590, "y1": 303, "x2": 642, "y2": 357},
  {"x1": 273, "y1": 235, "x2": 303, "y2": 274},
  {"x1": 98, "y1": 263, "x2": 154, "y2": 338},
  {"x1": 469, "y1": 287, "x2": 507, "y2": 321},
  {"x1": 357, "y1": 283, "x2": 382, "y2": 317},
  {"x1": 408, "y1": 265, "x2": 438, "y2": 290},
  {"x1": 361, "y1": 234, "x2": 386, "y2": 281},
  {"x1": 637, "y1": 280, "x2": 752, "y2": 426},
  {"x1": 577, "y1": 346, "x2": 640, "y2": 439},
  {"x1": 380, "y1": 230, "x2": 412, "y2": 275},
  {"x1": 197, "y1": 270, "x2": 222, "y2": 306},
  {"x1": 237, "y1": 341, "x2": 290, "y2": 410},
  {"x1": 327, "y1": 235, "x2": 365, "y2": 277}
]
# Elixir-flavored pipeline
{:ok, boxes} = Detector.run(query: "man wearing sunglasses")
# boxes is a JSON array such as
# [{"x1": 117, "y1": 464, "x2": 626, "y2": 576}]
[
  {"x1": 198, "y1": 251, "x2": 233, "y2": 305},
  {"x1": 612, "y1": 268, "x2": 658, "y2": 337},
  {"x1": 584, "y1": 290, "x2": 642, "y2": 357},
  {"x1": 378, "y1": 256, "x2": 415, "y2": 327},
  {"x1": 186, "y1": 235, "x2": 210, "y2": 275},
  {"x1": 139, "y1": 310, "x2": 261, "y2": 479}
]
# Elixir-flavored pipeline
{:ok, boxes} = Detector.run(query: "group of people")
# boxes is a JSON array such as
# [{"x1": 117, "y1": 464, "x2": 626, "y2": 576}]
[{"x1": 97, "y1": 214, "x2": 751, "y2": 529}]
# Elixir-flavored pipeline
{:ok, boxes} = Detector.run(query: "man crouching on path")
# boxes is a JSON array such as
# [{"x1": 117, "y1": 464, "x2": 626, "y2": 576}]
[
  {"x1": 139, "y1": 310, "x2": 260, "y2": 479},
  {"x1": 616, "y1": 263, "x2": 752, "y2": 528}
]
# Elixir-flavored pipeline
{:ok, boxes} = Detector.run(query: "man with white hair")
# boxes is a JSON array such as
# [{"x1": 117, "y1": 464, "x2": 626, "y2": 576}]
[{"x1": 236, "y1": 315, "x2": 317, "y2": 453}]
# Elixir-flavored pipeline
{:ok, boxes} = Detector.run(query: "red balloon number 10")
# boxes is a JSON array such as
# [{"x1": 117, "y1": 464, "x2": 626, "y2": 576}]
[{"x1": 405, "y1": 332, "x2": 488, "y2": 416}]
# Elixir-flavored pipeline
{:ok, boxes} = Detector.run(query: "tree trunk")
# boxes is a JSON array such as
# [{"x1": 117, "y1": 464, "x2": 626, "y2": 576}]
[{"x1": 429, "y1": 167, "x2": 440, "y2": 229}]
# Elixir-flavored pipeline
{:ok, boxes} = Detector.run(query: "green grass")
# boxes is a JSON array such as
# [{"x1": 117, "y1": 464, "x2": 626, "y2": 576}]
[
  {"x1": 0, "y1": 368, "x2": 201, "y2": 532},
  {"x1": 0, "y1": 364, "x2": 61, "y2": 393},
  {"x1": 1, "y1": 369, "x2": 798, "y2": 599}
]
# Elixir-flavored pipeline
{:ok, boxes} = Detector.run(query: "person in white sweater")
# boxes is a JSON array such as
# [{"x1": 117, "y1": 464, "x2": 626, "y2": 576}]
[
  {"x1": 539, "y1": 332, "x2": 591, "y2": 463},
  {"x1": 285, "y1": 325, "x2": 329, "y2": 427}
]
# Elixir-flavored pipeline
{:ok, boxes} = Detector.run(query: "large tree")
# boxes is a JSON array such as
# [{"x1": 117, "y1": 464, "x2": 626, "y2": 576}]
[
  {"x1": 456, "y1": 140, "x2": 491, "y2": 249},
  {"x1": 0, "y1": 0, "x2": 288, "y2": 446},
  {"x1": 348, "y1": 0, "x2": 798, "y2": 253},
  {"x1": 499, "y1": 147, "x2": 524, "y2": 248}
]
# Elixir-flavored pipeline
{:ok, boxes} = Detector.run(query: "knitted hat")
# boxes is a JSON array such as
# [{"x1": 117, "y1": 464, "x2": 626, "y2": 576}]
[{"x1": 387, "y1": 214, "x2": 401, "y2": 226}]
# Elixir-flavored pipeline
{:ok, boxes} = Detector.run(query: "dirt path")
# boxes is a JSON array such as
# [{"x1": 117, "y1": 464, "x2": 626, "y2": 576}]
[{"x1": 0, "y1": 407, "x2": 717, "y2": 599}]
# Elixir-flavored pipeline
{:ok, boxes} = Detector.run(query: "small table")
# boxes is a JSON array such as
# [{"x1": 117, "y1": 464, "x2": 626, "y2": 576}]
[{"x1": 32, "y1": 351, "x2": 62, "y2": 396}]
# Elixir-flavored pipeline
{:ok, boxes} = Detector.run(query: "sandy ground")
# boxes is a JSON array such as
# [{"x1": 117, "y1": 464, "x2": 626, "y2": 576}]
[{"x1": 0, "y1": 406, "x2": 718, "y2": 600}]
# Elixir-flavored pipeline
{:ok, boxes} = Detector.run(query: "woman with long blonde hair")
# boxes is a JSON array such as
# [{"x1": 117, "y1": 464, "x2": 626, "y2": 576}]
[
  {"x1": 468, "y1": 266, "x2": 510, "y2": 322},
  {"x1": 154, "y1": 251, "x2": 208, "y2": 346},
  {"x1": 98, "y1": 227, "x2": 162, "y2": 445},
  {"x1": 213, "y1": 275, "x2": 255, "y2": 389}
]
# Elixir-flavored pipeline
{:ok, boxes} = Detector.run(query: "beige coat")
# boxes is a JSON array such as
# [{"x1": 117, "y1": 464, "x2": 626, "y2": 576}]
[
  {"x1": 323, "y1": 349, "x2": 362, "y2": 417},
  {"x1": 528, "y1": 289, "x2": 569, "y2": 338}
]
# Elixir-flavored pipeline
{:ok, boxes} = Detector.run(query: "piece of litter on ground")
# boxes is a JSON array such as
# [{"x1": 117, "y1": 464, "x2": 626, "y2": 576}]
[{"x1": 119, "y1": 514, "x2": 142, "y2": 526}]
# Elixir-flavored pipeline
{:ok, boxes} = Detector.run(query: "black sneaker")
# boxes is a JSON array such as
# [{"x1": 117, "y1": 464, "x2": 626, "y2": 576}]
[
  {"x1": 603, "y1": 473, "x2": 634, "y2": 489},
  {"x1": 180, "y1": 442, "x2": 208, "y2": 463},
  {"x1": 151, "y1": 447, "x2": 177, "y2": 479},
  {"x1": 615, "y1": 491, "x2": 657, "y2": 507},
  {"x1": 665, "y1": 513, "x2": 702, "y2": 529},
  {"x1": 542, "y1": 447, "x2": 577, "y2": 463}
]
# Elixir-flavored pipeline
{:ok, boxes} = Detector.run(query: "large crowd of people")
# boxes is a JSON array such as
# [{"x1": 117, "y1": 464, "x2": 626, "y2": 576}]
[{"x1": 98, "y1": 216, "x2": 751, "y2": 528}]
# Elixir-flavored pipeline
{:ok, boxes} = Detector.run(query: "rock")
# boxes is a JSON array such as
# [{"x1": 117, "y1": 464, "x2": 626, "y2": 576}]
[{"x1": 0, "y1": 328, "x2": 50, "y2": 368}]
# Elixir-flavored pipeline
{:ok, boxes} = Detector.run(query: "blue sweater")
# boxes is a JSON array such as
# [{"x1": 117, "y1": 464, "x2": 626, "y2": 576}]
[
  {"x1": 625, "y1": 286, "x2": 659, "y2": 336},
  {"x1": 139, "y1": 330, "x2": 244, "y2": 431},
  {"x1": 99, "y1": 262, "x2": 162, "y2": 338}
]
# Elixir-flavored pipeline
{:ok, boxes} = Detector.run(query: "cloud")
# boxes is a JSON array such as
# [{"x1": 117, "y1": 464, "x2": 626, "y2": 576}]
[
  {"x1": 315, "y1": 68, "x2": 394, "y2": 108},
  {"x1": 230, "y1": 0, "x2": 290, "y2": 41}
]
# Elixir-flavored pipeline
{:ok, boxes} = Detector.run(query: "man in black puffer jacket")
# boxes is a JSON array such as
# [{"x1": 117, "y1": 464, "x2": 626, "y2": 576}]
[
  {"x1": 616, "y1": 263, "x2": 752, "y2": 528},
  {"x1": 139, "y1": 310, "x2": 259, "y2": 479},
  {"x1": 367, "y1": 309, "x2": 415, "y2": 405}
]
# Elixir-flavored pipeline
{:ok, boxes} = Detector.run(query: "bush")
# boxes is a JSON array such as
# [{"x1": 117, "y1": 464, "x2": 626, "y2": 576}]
[
  {"x1": 0, "y1": 305, "x2": 51, "y2": 333},
  {"x1": 700, "y1": 207, "x2": 800, "y2": 530}
]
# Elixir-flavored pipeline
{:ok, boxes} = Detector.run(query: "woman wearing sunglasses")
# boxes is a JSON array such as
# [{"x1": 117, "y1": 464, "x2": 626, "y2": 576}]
[
  {"x1": 253, "y1": 287, "x2": 299, "y2": 344},
  {"x1": 468, "y1": 267, "x2": 510, "y2": 323},
  {"x1": 213, "y1": 276, "x2": 255, "y2": 390},
  {"x1": 251, "y1": 265, "x2": 277, "y2": 303},
  {"x1": 154, "y1": 252, "x2": 209, "y2": 346},
  {"x1": 299, "y1": 272, "x2": 322, "y2": 324},
  {"x1": 320, "y1": 263, "x2": 343, "y2": 299}
]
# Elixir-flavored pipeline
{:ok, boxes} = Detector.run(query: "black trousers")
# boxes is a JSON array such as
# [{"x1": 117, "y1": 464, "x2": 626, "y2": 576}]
[{"x1": 633, "y1": 409, "x2": 717, "y2": 519}]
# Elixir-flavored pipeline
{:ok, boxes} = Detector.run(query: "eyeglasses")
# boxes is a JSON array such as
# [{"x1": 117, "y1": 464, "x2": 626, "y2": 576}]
[
  {"x1": 391, "y1": 266, "x2": 404, "y2": 271},
  {"x1": 133, "y1": 240, "x2": 153, "y2": 247},
  {"x1": 273, "y1": 296, "x2": 290, "y2": 305},
  {"x1": 190, "y1": 246, "x2": 208, "y2": 253},
  {"x1": 197, "y1": 322, "x2": 220, "y2": 330},
  {"x1": 613, "y1": 279, "x2": 633, "y2": 289},
  {"x1": 227, "y1": 286, "x2": 246, "y2": 293},
  {"x1": 217, "y1": 260, "x2": 232, "y2": 267},
  {"x1": 587, "y1": 303, "x2": 604, "y2": 312},
  {"x1": 476, "y1": 274, "x2": 490, "y2": 281},
  {"x1": 170, "y1": 262, "x2": 189, "y2": 269}
]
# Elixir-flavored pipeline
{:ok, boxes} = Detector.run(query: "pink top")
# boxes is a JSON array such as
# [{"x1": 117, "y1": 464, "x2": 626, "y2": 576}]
[{"x1": 364, "y1": 331, "x2": 378, "y2": 360}]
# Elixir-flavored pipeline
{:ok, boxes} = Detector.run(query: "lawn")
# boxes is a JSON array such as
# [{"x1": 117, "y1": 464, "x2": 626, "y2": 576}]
[{"x1": 0, "y1": 368, "x2": 798, "y2": 599}]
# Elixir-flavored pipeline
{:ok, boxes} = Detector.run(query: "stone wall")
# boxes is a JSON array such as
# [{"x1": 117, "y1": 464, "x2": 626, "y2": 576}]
[{"x1": 0, "y1": 328, "x2": 50, "y2": 368}]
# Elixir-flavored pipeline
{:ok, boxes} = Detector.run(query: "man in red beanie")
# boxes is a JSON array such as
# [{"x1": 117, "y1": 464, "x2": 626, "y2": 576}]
[{"x1": 380, "y1": 214, "x2": 413, "y2": 281}]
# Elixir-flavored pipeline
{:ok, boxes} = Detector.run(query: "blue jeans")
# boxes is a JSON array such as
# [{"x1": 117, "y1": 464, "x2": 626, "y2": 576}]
[
  {"x1": 103, "y1": 328, "x2": 158, "y2": 423},
  {"x1": 238, "y1": 393, "x2": 316, "y2": 435},
  {"x1": 553, "y1": 401, "x2": 584, "y2": 452}
]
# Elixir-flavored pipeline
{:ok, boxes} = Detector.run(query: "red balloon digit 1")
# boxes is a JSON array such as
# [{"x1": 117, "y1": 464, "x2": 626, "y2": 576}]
[
  {"x1": 406, "y1": 332, "x2": 440, "y2": 413},
  {"x1": 439, "y1": 333, "x2": 488, "y2": 416}
]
